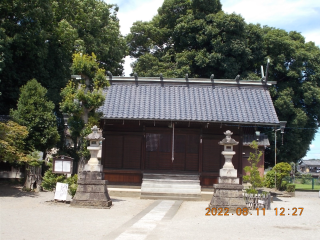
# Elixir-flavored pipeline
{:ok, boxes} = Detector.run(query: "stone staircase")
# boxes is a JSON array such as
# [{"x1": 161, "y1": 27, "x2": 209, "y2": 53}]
[{"x1": 141, "y1": 173, "x2": 201, "y2": 200}]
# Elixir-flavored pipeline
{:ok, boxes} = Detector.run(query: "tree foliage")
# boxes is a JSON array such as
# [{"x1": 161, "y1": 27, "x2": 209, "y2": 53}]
[
  {"x1": 0, "y1": 120, "x2": 28, "y2": 162},
  {"x1": 127, "y1": 0, "x2": 320, "y2": 163},
  {"x1": 243, "y1": 141, "x2": 264, "y2": 192},
  {"x1": 60, "y1": 52, "x2": 105, "y2": 160},
  {"x1": 10, "y1": 79, "x2": 60, "y2": 154},
  {"x1": 273, "y1": 162, "x2": 292, "y2": 189},
  {"x1": 0, "y1": 0, "x2": 126, "y2": 114},
  {"x1": 264, "y1": 170, "x2": 275, "y2": 188}
]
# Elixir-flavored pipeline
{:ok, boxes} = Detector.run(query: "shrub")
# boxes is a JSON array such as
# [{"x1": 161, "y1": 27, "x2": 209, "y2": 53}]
[
  {"x1": 301, "y1": 174, "x2": 312, "y2": 184},
  {"x1": 41, "y1": 162, "x2": 78, "y2": 198},
  {"x1": 65, "y1": 174, "x2": 78, "y2": 198},
  {"x1": 273, "y1": 162, "x2": 291, "y2": 190},
  {"x1": 245, "y1": 187, "x2": 258, "y2": 194},
  {"x1": 286, "y1": 184, "x2": 295, "y2": 192},
  {"x1": 264, "y1": 170, "x2": 275, "y2": 188},
  {"x1": 41, "y1": 162, "x2": 66, "y2": 191},
  {"x1": 280, "y1": 180, "x2": 288, "y2": 191}
]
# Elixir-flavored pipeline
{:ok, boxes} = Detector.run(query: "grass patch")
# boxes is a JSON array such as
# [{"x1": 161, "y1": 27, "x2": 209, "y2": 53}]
[{"x1": 294, "y1": 184, "x2": 320, "y2": 190}]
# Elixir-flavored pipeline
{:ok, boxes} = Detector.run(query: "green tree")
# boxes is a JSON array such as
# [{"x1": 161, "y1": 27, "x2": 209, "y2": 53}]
[
  {"x1": 127, "y1": 0, "x2": 250, "y2": 78},
  {"x1": 0, "y1": 0, "x2": 126, "y2": 114},
  {"x1": 127, "y1": 0, "x2": 320, "y2": 164},
  {"x1": 243, "y1": 141, "x2": 264, "y2": 193},
  {"x1": 60, "y1": 52, "x2": 107, "y2": 162},
  {"x1": 0, "y1": 120, "x2": 28, "y2": 162},
  {"x1": 10, "y1": 79, "x2": 60, "y2": 155},
  {"x1": 264, "y1": 28, "x2": 320, "y2": 165},
  {"x1": 273, "y1": 162, "x2": 291, "y2": 190}
]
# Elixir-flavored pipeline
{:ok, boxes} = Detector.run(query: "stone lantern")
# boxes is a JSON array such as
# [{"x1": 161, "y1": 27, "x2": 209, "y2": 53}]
[
  {"x1": 209, "y1": 130, "x2": 246, "y2": 211},
  {"x1": 83, "y1": 125, "x2": 104, "y2": 172},
  {"x1": 71, "y1": 125, "x2": 112, "y2": 208},
  {"x1": 218, "y1": 130, "x2": 239, "y2": 184}
]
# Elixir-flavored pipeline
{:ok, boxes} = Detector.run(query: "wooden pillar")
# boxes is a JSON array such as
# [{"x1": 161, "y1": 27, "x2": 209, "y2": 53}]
[{"x1": 199, "y1": 132, "x2": 203, "y2": 173}]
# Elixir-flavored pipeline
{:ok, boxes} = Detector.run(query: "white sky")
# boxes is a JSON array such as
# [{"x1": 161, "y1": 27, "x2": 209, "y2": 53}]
[{"x1": 106, "y1": 0, "x2": 320, "y2": 160}]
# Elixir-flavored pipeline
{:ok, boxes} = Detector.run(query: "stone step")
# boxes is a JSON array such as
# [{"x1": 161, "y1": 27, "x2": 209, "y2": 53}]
[
  {"x1": 142, "y1": 179, "x2": 200, "y2": 185},
  {"x1": 141, "y1": 188, "x2": 201, "y2": 195},
  {"x1": 140, "y1": 192, "x2": 201, "y2": 200},
  {"x1": 141, "y1": 173, "x2": 201, "y2": 200},
  {"x1": 142, "y1": 183, "x2": 200, "y2": 190},
  {"x1": 143, "y1": 173, "x2": 199, "y2": 180}
]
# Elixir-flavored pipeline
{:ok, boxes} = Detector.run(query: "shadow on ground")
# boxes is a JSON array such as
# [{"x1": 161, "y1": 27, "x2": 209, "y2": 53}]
[
  {"x1": 111, "y1": 198, "x2": 126, "y2": 202},
  {"x1": 272, "y1": 196, "x2": 283, "y2": 201},
  {"x1": 0, "y1": 182, "x2": 40, "y2": 198}
]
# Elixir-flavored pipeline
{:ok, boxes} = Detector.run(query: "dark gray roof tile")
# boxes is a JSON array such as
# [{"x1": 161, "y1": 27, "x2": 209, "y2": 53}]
[{"x1": 98, "y1": 84, "x2": 279, "y2": 124}]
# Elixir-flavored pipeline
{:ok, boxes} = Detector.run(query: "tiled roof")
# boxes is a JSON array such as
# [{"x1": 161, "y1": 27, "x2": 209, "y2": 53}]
[
  {"x1": 300, "y1": 160, "x2": 320, "y2": 166},
  {"x1": 243, "y1": 134, "x2": 270, "y2": 146},
  {"x1": 99, "y1": 83, "x2": 279, "y2": 125}
]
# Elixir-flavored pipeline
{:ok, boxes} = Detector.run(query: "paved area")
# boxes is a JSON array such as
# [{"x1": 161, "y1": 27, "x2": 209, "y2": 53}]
[{"x1": 1, "y1": 183, "x2": 320, "y2": 240}]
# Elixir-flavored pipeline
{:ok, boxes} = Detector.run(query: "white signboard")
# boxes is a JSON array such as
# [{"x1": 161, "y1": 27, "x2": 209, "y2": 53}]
[
  {"x1": 54, "y1": 160, "x2": 63, "y2": 172},
  {"x1": 63, "y1": 161, "x2": 71, "y2": 172},
  {"x1": 54, "y1": 182, "x2": 69, "y2": 201},
  {"x1": 53, "y1": 159, "x2": 72, "y2": 173}
]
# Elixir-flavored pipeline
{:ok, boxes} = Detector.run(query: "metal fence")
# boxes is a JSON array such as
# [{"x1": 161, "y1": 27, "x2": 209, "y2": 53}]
[{"x1": 285, "y1": 176, "x2": 320, "y2": 190}]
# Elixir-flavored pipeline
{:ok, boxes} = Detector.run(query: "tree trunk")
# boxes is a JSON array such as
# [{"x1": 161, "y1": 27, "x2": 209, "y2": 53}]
[
  {"x1": 24, "y1": 164, "x2": 42, "y2": 192},
  {"x1": 82, "y1": 107, "x2": 89, "y2": 124}
]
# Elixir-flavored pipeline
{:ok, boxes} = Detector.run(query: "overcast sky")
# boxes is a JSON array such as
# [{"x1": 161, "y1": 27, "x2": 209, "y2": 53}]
[{"x1": 106, "y1": 0, "x2": 320, "y2": 160}]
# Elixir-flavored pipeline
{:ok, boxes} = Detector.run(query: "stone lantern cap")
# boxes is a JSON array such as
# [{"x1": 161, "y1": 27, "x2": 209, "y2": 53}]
[
  {"x1": 218, "y1": 130, "x2": 239, "y2": 145},
  {"x1": 85, "y1": 125, "x2": 104, "y2": 141}
]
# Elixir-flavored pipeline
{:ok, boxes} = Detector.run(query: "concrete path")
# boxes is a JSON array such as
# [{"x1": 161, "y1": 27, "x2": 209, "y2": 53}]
[
  {"x1": 107, "y1": 200, "x2": 181, "y2": 240},
  {"x1": 1, "y1": 183, "x2": 320, "y2": 240}
]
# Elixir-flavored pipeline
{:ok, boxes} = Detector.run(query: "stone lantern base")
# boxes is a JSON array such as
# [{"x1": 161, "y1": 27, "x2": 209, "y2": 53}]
[
  {"x1": 209, "y1": 184, "x2": 246, "y2": 211},
  {"x1": 71, "y1": 170, "x2": 112, "y2": 208}
]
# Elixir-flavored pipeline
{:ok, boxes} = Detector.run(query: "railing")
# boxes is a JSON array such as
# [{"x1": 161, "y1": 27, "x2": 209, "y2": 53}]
[
  {"x1": 285, "y1": 176, "x2": 320, "y2": 190},
  {"x1": 243, "y1": 193, "x2": 271, "y2": 210}
]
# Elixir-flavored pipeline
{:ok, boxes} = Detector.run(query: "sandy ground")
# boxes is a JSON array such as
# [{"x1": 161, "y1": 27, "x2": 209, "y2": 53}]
[{"x1": 1, "y1": 182, "x2": 320, "y2": 240}]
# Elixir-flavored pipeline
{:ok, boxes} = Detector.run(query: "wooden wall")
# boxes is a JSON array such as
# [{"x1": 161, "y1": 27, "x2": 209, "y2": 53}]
[{"x1": 101, "y1": 120, "x2": 244, "y2": 186}]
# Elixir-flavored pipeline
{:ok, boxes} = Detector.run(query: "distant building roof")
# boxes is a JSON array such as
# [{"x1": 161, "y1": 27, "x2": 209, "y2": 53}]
[
  {"x1": 243, "y1": 134, "x2": 270, "y2": 146},
  {"x1": 99, "y1": 77, "x2": 279, "y2": 125},
  {"x1": 300, "y1": 160, "x2": 320, "y2": 166}
]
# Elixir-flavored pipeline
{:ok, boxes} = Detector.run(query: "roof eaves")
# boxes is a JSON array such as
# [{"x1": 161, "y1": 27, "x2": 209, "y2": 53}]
[{"x1": 100, "y1": 117, "x2": 279, "y2": 126}]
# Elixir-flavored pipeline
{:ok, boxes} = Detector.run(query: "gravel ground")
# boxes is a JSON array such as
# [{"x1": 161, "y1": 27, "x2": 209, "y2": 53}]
[{"x1": 1, "y1": 182, "x2": 320, "y2": 240}]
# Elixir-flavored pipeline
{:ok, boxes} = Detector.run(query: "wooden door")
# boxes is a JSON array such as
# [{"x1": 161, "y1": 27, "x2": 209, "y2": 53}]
[
  {"x1": 146, "y1": 133, "x2": 172, "y2": 170},
  {"x1": 145, "y1": 132, "x2": 199, "y2": 171},
  {"x1": 103, "y1": 134, "x2": 142, "y2": 169}
]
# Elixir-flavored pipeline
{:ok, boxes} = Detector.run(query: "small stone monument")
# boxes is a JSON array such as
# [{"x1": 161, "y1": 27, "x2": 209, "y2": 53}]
[
  {"x1": 209, "y1": 130, "x2": 246, "y2": 210},
  {"x1": 71, "y1": 126, "x2": 112, "y2": 208}
]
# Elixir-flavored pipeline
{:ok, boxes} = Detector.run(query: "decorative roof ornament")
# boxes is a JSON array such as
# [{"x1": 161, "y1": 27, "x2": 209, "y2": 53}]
[{"x1": 219, "y1": 130, "x2": 239, "y2": 145}]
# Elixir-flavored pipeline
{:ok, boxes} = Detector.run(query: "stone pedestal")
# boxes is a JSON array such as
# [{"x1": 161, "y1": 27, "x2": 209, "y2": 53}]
[
  {"x1": 71, "y1": 171, "x2": 112, "y2": 208},
  {"x1": 209, "y1": 184, "x2": 246, "y2": 211},
  {"x1": 71, "y1": 125, "x2": 112, "y2": 208}
]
